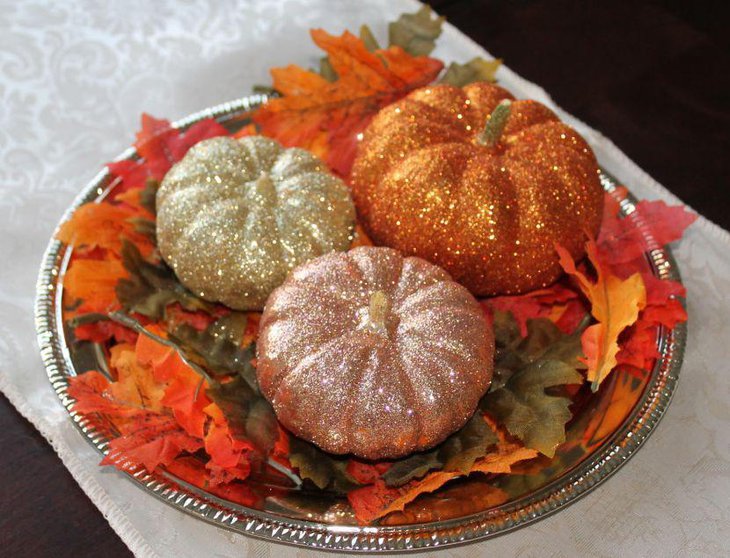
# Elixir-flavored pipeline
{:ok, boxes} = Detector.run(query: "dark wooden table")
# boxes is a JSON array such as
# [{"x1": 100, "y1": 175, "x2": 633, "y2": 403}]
[{"x1": 2, "y1": 1, "x2": 727, "y2": 556}]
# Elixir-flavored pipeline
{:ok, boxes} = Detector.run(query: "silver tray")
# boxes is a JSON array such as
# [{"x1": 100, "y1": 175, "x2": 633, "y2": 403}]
[{"x1": 35, "y1": 94, "x2": 686, "y2": 552}]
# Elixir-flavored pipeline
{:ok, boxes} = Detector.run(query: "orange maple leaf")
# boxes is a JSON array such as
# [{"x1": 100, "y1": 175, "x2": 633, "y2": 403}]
[
  {"x1": 135, "y1": 326, "x2": 211, "y2": 438},
  {"x1": 556, "y1": 240, "x2": 646, "y2": 391},
  {"x1": 254, "y1": 29, "x2": 444, "y2": 175},
  {"x1": 63, "y1": 257, "x2": 127, "y2": 314},
  {"x1": 56, "y1": 202, "x2": 154, "y2": 258},
  {"x1": 108, "y1": 343, "x2": 166, "y2": 412}
]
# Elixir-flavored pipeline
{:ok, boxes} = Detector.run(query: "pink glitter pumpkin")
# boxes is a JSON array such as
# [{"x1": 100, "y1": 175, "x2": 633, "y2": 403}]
[{"x1": 256, "y1": 246, "x2": 494, "y2": 460}]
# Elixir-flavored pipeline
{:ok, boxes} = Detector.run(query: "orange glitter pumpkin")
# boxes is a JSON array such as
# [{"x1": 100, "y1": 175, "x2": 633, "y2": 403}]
[{"x1": 350, "y1": 82, "x2": 604, "y2": 295}]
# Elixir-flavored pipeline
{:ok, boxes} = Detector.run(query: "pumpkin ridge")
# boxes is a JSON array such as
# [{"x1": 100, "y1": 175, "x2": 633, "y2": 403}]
[
  {"x1": 394, "y1": 356, "x2": 425, "y2": 452},
  {"x1": 270, "y1": 329, "x2": 364, "y2": 404}
]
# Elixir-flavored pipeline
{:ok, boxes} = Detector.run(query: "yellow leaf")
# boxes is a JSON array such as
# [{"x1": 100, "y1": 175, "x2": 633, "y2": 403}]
[{"x1": 556, "y1": 240, "x2": 646, "y2": 390}]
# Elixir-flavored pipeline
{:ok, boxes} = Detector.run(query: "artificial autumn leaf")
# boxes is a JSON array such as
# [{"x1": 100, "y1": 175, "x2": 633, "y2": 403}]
[
  {"x1": 614, "y1": 272, "x2": 686, "y2": 371},
  {"x1": 102, "y1": 412, "x2": 203, "y2": 473},
  {"x1": 358, "y1": 24, "x2": 380, "y2": 52},
  {"x1": 107, "y1": 159, "x2": 151, "y2": 196},
  {"x1": 641, "y1": 272, "x2": 687, "y2": 329},
  {"x1": 115, "y1": 239, "x2": 215, "y2": 319},
  {"x1": 484, "y1": 283, "x2": 580, "y2": 337},
  {"x1": 439, "y1": 57, "x2": 502, "y2": 87},
  {"x1": 388, "y1": 5, "x2": 445, "y2": 56},
  {"x1": 348, "y1": 420, "x2": 535, "y2": 524},
  {"x1": 67, "y1": 370, "x2": 143, "y2": 417},
  {"x1": 253, "y1": 28, "x2": 444, "y2": 175},
  {"x1": 69, "y1": 313, "x2": 139, "y2": 345},
  {"x1": 288, "y1": 436, "x2": 360, "y2": 493},
  {"x1": 380, "y1": 481, "x2": 508, "y2": 525},
  {"x1": 481, "y1": 360, "x2": 582, "y2": 457},
  {"x1": 557, "y1": 240, "x2": 647, "y2": 391},
  {"x1": 346, "y1": 460, "x2": 393, "y2": 485},
  {"x1": 598, "y1": 198, "x2": 697, "y2": 266},
  {"x1": 64, "y1": 257, "x2": 127, "y2": 314},
  {"x1": 166, "y1": 457, "x2": 259, "y2": 507},
  {"x1": 616, "y1": 321, "x2": 659, "y2": 370},
  {"x1": 319, "y1": 26, "x2": 380, "y2": 82},
  {"x1": 165, "y1": 304, "x2": 218, "y2": 332},
  {"x1": 489, "y1": 312, "x2": 586, "y2": 391},
  {"x1": 169, "y1": 313, "x2": 253, "y2": 376},
  {"x1": 204, "y1": 415, "x2": 254, "y2": 486},
  {"x1": 134, "y1": 115, "x2": 228, "y2": 180},
  {"x1": 109, "y1": 343, "x2": 166, "y2": 412},
  {"x1": 382, "y1": 414, "x2": 498, "y2": 487},
  {"x1": 480, "y1": 313, "x2": 585, "y2": 456},
  {"x1": 134, "y1": 327, "x2": 211, "y2": 438},
  {"x1": 56, "y1": 202, "x2": 154, "y2": 257},
  {"x1": 205, "y1": 373, "x2": 279, "y2": 457}
]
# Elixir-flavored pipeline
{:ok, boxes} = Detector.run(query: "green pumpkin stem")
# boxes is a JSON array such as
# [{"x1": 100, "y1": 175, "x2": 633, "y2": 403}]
[{"x1": 478, "y1": 99, "x2": 512, "y2": 147}]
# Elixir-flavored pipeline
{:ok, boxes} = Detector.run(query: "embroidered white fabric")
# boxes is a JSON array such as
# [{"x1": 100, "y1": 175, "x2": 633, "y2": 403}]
[{"x1": 1, "y1": 1, "x2": 728, "y2": 556}]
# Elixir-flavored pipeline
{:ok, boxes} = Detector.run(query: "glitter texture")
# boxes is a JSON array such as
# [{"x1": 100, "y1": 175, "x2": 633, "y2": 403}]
[
  {"x1": 350, "y1": 82, "x2": 604, "y2": 296},
  {"x1": 256, "y1": 246, "x2": 494, "y2": 460},
  {"x1": 156, "y1": 136, "x2": 356, "y2": 310}
]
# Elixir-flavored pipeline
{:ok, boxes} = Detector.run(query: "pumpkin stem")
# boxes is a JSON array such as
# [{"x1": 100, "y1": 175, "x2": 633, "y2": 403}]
[
  {"x1": 477, "y1": 99, "x2": 512, "y2": 147},
  {"x1": 368, "y1": 290, "x2": 390, "y2": 333}
]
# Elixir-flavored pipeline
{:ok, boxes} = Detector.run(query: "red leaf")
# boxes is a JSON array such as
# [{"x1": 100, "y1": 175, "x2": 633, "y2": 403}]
[
  {"x1": 166, "y1": 457, "x2": 259, "y2": 507},
  {"x1": 134, "y1": 115, "x2": 228, "y2": 179},
  {"x1": 204, "y1": 420, "x2": 254, "y2": 470},
  {"x1": 616, "y1": 321, "x2": 659, "y2": 370},
  {"x1": 485, "y1": 284, "x2": 579, "y2": 337},
  {"x1": 102, "y1": 413, "x2": 203, "y2": 472},
  {"x1": 598, "y1": 197, "x2": 697, "y2": 266},
  {"x1": 165, "y1": 303, "x2": 218, "y2": 331},
  {"x1": 167, "y1": 118, "x2": 228, "y2": 162},
  {"x1": 107, "y1": 160, "x2": 151, "y2": 195},
  {"x1": 73, "y1": 320, "x2": 139, "y2": 345},
  {"x1": 68, "y1": 371, "x2": 143, "y2": 417},
  {"x1": 346, "y1": 460, "x2": 393, "y2": 485}
]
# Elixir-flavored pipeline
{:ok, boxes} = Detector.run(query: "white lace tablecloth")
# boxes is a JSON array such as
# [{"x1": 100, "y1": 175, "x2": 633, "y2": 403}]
[{"x1": 1, "y1": 1, "x2": 728, "y2": 556}]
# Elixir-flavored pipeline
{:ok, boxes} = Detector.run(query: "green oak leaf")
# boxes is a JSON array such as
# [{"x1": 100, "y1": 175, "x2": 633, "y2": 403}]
[
  {"x1": 482, "y1": 360, "x2": 582, "y2": 457},
  {"x1": 383, "y1": 414, "x2": 498, "y2": 487},
  {"x1": 115, "y1": 239, "x2": 214, "y2": 320},
  {"x1": 439, "y1": 57, "x2": 502, "y2": 87},
  {"x1": 205, "y1": 358, "x2": 279, "y2": 457},
  {"x1": 169, "y1": 313, "x2": 252, "y2": 377},
  {"x1": 481, "y1": 313, "x2": 586, "y2": 457},
  {"x1": 389, "y1": 5, "x2": 445, "y2": 56},
  {"x1": 128, "y1": 217, "x2": 156, "y2": 244},
  {"x1": 359, "y1": 24, "x2": 380, "y2": 52},
  {"x1": 139, "y1": 177, "x2": 159, "y2": 215},
  {"x1": 288, "y1": 437, "x2": 361, "y2": 493}
]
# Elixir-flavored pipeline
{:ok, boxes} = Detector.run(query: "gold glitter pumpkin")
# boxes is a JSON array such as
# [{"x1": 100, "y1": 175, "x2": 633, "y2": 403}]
[
  {"x1": 157, "y1": 136, "x2": 355, "y2": 310},
  {"x1": 256, "y1": 246, "x2": 494, "y2": 460},
  {"x1": 350, "y1": 82, "x2": 604, "y2": 295}
]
